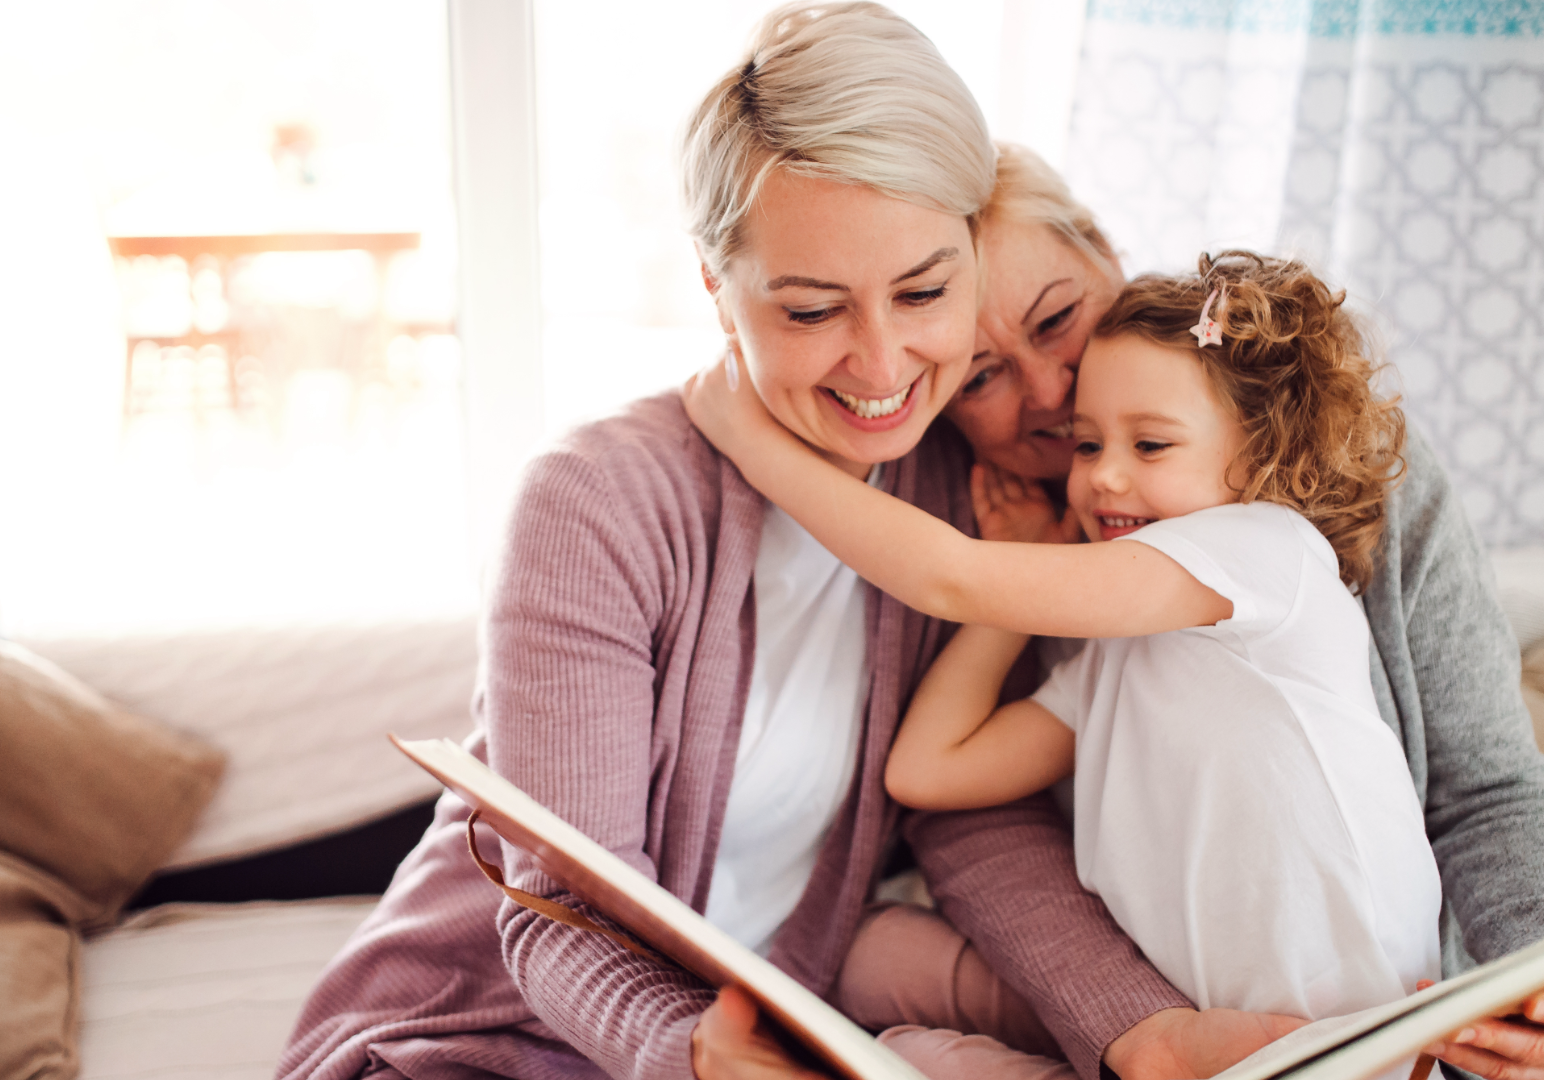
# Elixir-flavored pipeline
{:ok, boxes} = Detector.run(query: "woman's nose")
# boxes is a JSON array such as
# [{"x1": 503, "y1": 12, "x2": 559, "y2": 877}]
[
  {"x1": 1016, "y1": 351, "x2": 1076, "y2": 413},
  {"x1": 848, "y1": 316, "x2": 906, "y2": 390}
]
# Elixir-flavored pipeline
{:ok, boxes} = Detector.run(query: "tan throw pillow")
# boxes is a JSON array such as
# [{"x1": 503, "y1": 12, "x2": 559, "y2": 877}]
[
  {"x1": 0, "y1": 641, "x2": 225, "y2": 1080},
  {"x1": 0, "y1": 641, "x2": 226, "y2": 922}
]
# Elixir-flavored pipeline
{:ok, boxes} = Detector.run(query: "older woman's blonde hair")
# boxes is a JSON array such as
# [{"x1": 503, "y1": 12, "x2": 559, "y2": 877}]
[
  {"x1": 682, "y1": 2, "x2": 995, "y2": 277},
  {"x1": 984, "y1": 141, "x2": 1119, "y2": 278}
]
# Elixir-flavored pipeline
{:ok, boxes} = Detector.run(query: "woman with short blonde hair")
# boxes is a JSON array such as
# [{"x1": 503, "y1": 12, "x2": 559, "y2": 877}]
[{"x1": 278, "y1": 8, "x2": 1200, "y2": 1080}]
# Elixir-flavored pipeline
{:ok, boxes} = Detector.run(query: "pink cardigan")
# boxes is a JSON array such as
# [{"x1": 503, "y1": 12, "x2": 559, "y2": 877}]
[{"x1": 277, "y1": 393, "x2": 1186, "y2": 1080}]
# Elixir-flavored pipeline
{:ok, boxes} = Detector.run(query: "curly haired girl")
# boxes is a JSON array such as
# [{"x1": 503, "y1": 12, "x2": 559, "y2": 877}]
[{"x1": 683, "y1": 249, "x2": 1439, "y2": 1052}]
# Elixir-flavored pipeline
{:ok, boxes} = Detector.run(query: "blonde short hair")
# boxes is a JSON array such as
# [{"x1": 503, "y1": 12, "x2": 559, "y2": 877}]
[
  {"x1": 682, "y1": 2, "x2": 995, "y2": 277},
  {"x1": 985, "y1": 142, "x2": 1118, "y2": 275}
]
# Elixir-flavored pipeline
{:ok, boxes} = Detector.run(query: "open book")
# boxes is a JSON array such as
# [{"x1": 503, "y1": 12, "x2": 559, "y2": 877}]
[
  {"x1": 1215, "y1": 936, "x2": 1544, "y2": 1080},
  {"x1": 391, "y1": 736, "x2": 929, "y2": 1080},
  {"x1": 394, "y1": 735, "x2": 1544, "y2": 1080}
]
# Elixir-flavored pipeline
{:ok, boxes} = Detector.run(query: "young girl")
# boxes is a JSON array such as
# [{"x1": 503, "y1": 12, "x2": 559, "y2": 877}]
[{"x1": 683, "y1": 251, "x2": 1441, "y2": 1042}]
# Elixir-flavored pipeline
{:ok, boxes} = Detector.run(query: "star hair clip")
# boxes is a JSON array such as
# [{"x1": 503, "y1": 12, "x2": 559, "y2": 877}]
[{"x1": 1190, "y1": 286, "x2": 1225, "y2": 347}]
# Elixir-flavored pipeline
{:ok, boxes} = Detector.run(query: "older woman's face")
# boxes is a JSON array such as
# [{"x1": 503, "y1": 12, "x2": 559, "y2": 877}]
[
  {"x1": 710, "y1": 169, "x2": 978, "y2": 476},
  {"x1": 943, "y1": 220, "x2": 1124, "y2": 481}
]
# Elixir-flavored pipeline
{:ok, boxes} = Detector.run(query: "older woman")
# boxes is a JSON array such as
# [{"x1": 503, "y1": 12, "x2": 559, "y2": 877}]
[
  {"x1": 886, "y1": 143, "x2": 1544, "y2": 1080},
  {"x1": 276, "y1": 8, "x2": 1235, "y2": 1080}
]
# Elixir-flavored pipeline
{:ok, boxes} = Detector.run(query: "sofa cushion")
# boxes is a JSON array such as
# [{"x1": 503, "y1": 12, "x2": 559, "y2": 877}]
[
  {"x1": 77, "y1": 898, "x2": 377, "y2": 1080},
  {"x1": 1522, "y1": 642, "x2": 1544, "y2": 752},
  {"x1": 0, "y1": 641, "x2": 225, "y2": 922},
  {"x1": 22, "y1": 617, "x2": 476, "y2": 869}
]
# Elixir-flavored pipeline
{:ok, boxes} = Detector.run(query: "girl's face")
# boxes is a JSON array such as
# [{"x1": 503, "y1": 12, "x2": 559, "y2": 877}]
[
  {"x1": 943, "y1": 220, "x2": 1124, "y2": 481},
  {"x1": 709, "y1": 169, "x2": 979, "y2": 477},
  {"x1": 1068, "y1": 333, "x2": 1246, "y2": 542}
]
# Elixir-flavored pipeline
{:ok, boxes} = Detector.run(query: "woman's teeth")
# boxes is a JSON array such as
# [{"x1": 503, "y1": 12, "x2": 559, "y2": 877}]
[
  {"x1": 1100, "y1": 516, "x2": 1153, "y2": 529},
  {"x1": 830, "y1": 385, "x2": 911, "y2": 419},
  {"x1": 1036, "y1": 421, "x2": 1075, "y2": 439}
]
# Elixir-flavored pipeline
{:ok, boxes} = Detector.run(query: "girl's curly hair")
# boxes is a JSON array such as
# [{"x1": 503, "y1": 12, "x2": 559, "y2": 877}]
[{"x1": 1093, "y1": 251, "x2": 1405, "y2": 592}]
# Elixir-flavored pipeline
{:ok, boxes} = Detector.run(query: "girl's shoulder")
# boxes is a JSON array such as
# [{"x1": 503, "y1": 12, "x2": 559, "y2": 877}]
[
  {"x1": 1123, "y1": 502, "x2": 1334, "y2": 633},
  {"x1": 1136, "y1": 501, "x2": 1334, "y2": 568}
]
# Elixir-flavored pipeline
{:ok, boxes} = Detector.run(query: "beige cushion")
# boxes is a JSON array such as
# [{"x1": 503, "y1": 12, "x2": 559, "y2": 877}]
[
  {"x1": 0, "y1": 642, "x2": 225, "y2": 921},
  {"x1": 0, "y1": 641, "x2": 224, "y2": 1080},
  {"x1": 0, "y1": 854, "x2": 95, "y2": 1080},
  {"x1": 1522, "y1": 642, "x2": 1544, "y2": 753}
]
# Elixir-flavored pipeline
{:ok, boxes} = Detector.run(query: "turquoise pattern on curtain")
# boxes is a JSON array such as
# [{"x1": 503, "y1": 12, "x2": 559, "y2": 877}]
[
  {"x1": 1086, "y1": 0, "x2": 1544, "y2": 36},
  {"x1": 1064, "y1": 0, "x2": 1544, "y2": 543}
]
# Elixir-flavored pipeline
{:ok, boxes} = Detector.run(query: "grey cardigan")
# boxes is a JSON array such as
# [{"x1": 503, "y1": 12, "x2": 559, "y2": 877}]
[{"x1": 1364, "y1": 427, "x2": 1544, "y2": 971}]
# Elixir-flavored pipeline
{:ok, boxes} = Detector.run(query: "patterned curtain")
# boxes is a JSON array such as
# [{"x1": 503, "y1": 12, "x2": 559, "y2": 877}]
[{"x1": 1062, "y1": 0, "x2": 1544, "y2": 545}]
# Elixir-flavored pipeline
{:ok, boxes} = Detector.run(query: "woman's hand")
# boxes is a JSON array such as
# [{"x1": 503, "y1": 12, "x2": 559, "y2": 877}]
[
  {"x1": 1424, "y1": 984, "x2": 1544, "y2": 1080},
  {"x1": 691, "y1": 986, "x2": 831, "y2": 1080},
  {"x1": 1104, "y1": 1006, "x2": 1308, "y2": 1080},
  {"x1": 971, "y1": 463, "x2": 1082, "y2": 545}
]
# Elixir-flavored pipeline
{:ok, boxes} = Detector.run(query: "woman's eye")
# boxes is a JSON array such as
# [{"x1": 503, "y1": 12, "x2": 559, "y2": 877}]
[
  {"x1": 785, "y1": 306, "x2": 838, "y2": 325},
  {"x1": 898, "y1": 285, "x2": 947, "y2": 307},
  {"x1": 1034, "y1": 302, "x2": 1077, "y2": 338},
  {"x1": 958, "y1": 365, "x2": 998, "y2": 396},
  {"x1": 1135, "y1": 440, "x2": 1171, "y2": 454}
]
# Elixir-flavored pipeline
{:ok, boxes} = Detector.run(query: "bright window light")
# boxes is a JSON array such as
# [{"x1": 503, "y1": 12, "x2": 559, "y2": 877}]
[{"x1": 0, "y1": 0, "x2": 474, "y2": 637}]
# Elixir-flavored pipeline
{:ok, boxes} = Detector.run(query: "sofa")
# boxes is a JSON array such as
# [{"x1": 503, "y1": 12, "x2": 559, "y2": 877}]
[
  {"x1": 11, "y1": 616, "x2": 477, "y2": 1080},
  {"x1": 11, "y1": 547, "x2": 1544, "y2": 1080}
]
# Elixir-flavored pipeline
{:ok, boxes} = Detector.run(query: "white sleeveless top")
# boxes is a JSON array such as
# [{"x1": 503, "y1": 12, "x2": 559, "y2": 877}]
[{"x1": 703, "y1": 471, "x2": 876, "y2": 955}]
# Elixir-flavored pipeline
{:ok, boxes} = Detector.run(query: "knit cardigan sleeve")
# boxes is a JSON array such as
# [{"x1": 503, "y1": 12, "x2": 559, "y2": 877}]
[
  {"x1": 481, "y1": 442, "x2": 715, "y2": 1080},
  {"x1": 905, "y1": 795, "x2": 1191, "y2": 1080}
]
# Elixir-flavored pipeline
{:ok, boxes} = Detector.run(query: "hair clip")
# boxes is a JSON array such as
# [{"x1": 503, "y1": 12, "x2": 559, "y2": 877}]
[{"x1": 1190, "y1": 286, "x2": 1224, "y2": 347}]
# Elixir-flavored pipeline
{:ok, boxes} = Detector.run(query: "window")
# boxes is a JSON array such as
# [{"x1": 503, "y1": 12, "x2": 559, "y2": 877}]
[{"x1": 0, "y1": 1, "x2": 472, "y2": 635}]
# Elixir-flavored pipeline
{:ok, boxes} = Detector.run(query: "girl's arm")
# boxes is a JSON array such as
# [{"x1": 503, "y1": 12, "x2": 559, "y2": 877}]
[
  {"x1": 887, "y1": 470, "x2": 1077, "y2": 809},
  {"x1": 885, "y1": 622, "x2": 1075, "y2": 809},
  {"x1": 683, "y1": 359, "x2": 1230, "y2": 638}
]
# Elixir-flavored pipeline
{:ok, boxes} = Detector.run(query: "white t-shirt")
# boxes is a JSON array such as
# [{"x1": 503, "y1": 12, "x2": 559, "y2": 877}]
[
  {"x1": 1032, "y1": 501, "x2": 1441, "y2": 1021},
  {"x1": 703, "y1": 478, "x2": 873, "y2": 955}
]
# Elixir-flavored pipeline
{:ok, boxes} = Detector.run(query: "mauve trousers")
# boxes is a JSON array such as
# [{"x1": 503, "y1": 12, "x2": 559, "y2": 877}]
[
  {"x1": 363, "y1": 904, "x2": 1078, "y2": 1080},
  {"x1": 832, "y1": 903, "x2": 1079, "y2": 1080}
]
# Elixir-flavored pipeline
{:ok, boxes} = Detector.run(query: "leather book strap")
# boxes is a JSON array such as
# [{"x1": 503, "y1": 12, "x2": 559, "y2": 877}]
[{"x1": 465, "y1": 809, "x2": 664, "y2": 962}]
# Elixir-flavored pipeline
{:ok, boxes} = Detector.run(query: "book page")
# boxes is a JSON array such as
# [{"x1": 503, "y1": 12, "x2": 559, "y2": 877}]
[{"x1": 1217, "y1": 938, "x2": 1544, "y2": 1080}]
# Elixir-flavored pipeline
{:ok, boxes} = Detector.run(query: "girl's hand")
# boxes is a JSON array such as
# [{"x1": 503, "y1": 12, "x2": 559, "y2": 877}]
[
  {"x1": 1423, "y1": 983, "x2": 1544, "y2": 1080},
  {"x1": 683, "y1": 351, "x2": 785, "y2": 464},
  {"x1": 692, "y1": 986, "x2": 830, "y2": 1080},
  {"x1": 971, "y1": 463, "x2": 1082, "y2": 545}
]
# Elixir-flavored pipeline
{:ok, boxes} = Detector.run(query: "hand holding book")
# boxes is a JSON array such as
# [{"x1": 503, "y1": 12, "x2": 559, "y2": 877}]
[{"x1": 1418, "y1": 980, "x2": 1544, "y2": 1080}]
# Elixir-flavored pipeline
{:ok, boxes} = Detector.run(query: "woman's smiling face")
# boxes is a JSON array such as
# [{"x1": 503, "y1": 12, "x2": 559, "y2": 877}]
[
  {"x1": 709, "y1": 169, "x2": 979, "y2": 476},
  {"x1": 943, "y1": 220, "x2": 1123, "y2": 481}
]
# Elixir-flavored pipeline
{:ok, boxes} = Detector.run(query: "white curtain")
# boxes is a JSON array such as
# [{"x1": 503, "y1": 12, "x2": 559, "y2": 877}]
[{"x1": 1061, "y1": 0, "x2": 1544, "y2": 545}]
